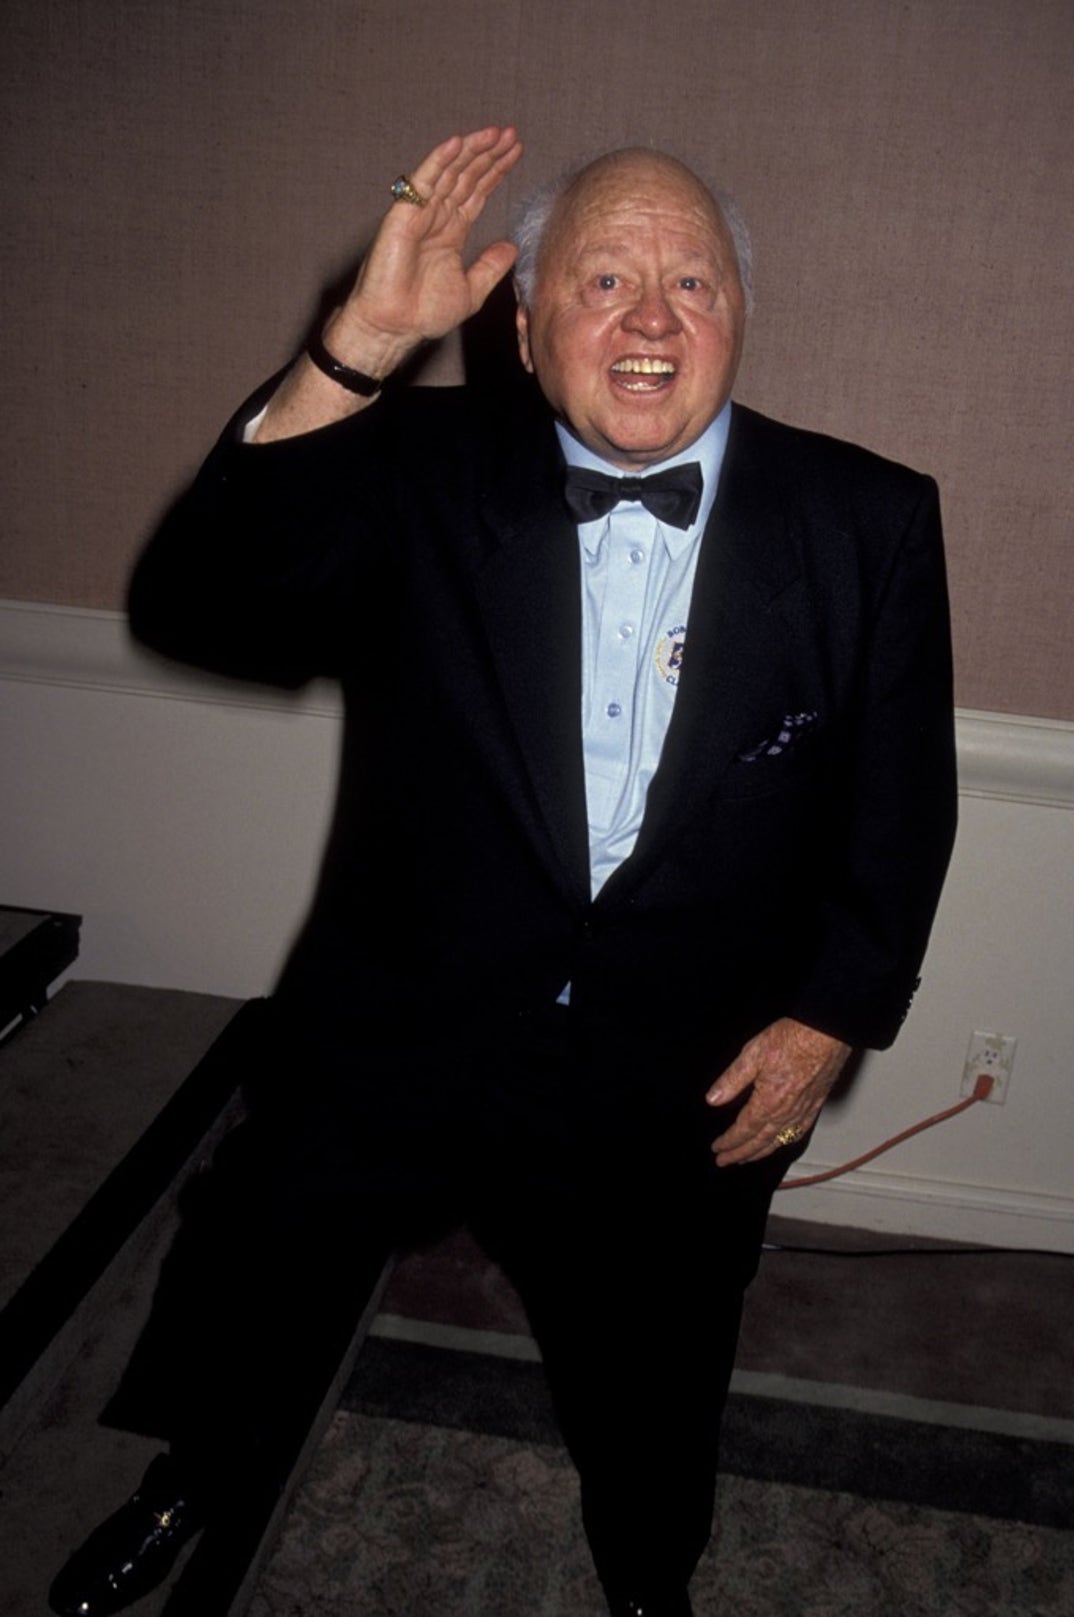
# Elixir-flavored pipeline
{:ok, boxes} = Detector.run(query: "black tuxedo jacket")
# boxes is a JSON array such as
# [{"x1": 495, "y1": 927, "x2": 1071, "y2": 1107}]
[{"x1": 130, "y1": 383, "x2": 956, "y2": 1099}]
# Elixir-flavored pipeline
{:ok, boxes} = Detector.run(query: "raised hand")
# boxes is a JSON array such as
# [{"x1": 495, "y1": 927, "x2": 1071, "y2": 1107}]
[
  {"x1": 336, "y1": 125, "x2": 524, "y2": 364},
  {"x1": 256, "y1": 125, "x2": 523, "y2": 441}
]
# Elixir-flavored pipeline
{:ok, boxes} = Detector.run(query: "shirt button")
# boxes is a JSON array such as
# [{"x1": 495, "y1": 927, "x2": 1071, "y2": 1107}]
[
  {"x1": 629, "y1": 547, "x2": 645, "y2": 565},
  {"x1": 618, "y1": 623, "x2": 635, "y2": 640},
  {"x1": 606, "y1": 702, "x2": 622, "y2": 718}
]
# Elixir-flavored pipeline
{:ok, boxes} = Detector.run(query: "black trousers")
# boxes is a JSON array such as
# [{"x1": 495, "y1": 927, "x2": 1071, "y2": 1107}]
[{"x1": 110, "y1": 996, "x2": 786, "y2": 1601}]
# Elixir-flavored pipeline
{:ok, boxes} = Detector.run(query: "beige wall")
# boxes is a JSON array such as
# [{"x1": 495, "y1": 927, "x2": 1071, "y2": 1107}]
[{"x1": 2, "y1": 0, "x2": 1073, "y2": 717}]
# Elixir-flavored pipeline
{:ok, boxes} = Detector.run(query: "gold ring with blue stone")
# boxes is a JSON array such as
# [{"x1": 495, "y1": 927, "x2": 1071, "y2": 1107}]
[{"x1": 390, "y1": 174, "x2": 426, "y2": 207}]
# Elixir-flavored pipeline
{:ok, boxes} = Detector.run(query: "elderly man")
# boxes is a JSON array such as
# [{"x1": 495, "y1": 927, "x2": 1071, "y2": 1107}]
[{"x1": 51, "y1": 126, "x2": 956, "y2": 1617}]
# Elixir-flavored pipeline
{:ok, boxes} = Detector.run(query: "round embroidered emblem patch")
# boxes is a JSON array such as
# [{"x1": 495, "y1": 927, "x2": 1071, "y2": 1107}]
[{"x1": 654, "y1": 625, "x2": 686, "y2": 687}]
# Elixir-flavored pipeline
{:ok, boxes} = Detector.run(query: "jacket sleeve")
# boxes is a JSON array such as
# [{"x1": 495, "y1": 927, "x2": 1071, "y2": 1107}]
[
  {"x1": 127, "y1": 382, "x2": 398, "y2": 687},
  {"x1": 786, "y1": 475, "x2": 958, "y2": 1049}
]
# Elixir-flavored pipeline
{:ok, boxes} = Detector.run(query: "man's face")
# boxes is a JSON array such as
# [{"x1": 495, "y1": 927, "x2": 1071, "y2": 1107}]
[{"x1": 516, "y1": 154, "x2": 746, "y2": 470}]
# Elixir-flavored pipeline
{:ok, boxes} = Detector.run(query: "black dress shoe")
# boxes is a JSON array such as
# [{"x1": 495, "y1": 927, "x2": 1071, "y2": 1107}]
[
  {"x1": 49, "y1": 1454, "x2": 205, "y2": 1616},
  {"x1": 611, "y1": 1594, "x2": 693, "y2": 1616}
]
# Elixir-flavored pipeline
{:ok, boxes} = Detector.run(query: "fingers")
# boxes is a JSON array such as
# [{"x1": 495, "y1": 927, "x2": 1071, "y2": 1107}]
[
  {"x1": 706, "y1": 1018, "x2": 850, "y2": 1168},
  {"x1": 710, "y1": 1073, "x2": 810, "y2": 1167},
  {"x1": 410, "y1": 126, "x2": 522, "y2": 218},
  {"x1": 710, "y1": 1095, "x2": 817, "y2": 1167}
]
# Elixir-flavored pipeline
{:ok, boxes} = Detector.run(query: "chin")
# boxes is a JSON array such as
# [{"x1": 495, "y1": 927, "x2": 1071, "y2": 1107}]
[
  {"x1": 600, "y1": 428, "x2": 685, "y2": 468},
  {"x1": 597, "y1": 408, "x2": 692, "y2": 461}
]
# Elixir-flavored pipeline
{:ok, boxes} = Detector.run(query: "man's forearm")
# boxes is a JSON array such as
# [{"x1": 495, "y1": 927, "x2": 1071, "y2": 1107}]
[{"x1": 252, "y1": 312, "x2": 420, "y2": 443}]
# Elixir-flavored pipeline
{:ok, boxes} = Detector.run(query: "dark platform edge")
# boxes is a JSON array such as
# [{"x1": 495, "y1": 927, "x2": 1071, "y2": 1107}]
[
  {"x1": 0, "y1": 998, "x2": 258, "y2": 1410},
  {"x1": 0, "y1": 907, "x2": 81, "y2": 1041}
]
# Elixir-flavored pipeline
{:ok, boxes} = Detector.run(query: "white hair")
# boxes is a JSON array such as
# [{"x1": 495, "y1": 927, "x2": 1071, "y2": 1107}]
[{"x1": 511, "y1": 153, "x2": 754, "y2": 314}]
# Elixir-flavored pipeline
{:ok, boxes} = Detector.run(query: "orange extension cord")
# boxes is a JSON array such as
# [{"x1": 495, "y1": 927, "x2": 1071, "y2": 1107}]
[{"x1": 778, "y1": 1071, "x2": 995, "y2": 1190}]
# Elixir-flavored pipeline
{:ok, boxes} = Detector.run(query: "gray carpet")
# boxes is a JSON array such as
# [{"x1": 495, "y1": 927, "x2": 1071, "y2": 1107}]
[
  {"x1": 241, "y1": 1325, "x2": 1074, "y2": 1616},
  {"x1": 248, "y1": 1407, "x2": 1074, "y2": 1616}
]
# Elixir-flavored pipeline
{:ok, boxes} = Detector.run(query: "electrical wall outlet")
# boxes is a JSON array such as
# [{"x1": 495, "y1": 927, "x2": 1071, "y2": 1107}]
[{"x1": 961, "y1": 1030, "x2": 1017, "y2": 1103}]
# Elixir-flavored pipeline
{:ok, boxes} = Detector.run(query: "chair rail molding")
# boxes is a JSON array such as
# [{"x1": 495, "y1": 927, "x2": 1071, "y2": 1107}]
[{"x1": 3, "y1": 599, "x2": 1072, "y2": 805}]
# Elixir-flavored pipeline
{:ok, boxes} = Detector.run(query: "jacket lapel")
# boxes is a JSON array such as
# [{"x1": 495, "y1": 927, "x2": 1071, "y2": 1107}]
[
  {"x1": 601, "y1": 405, "x2": 806, "y2": 901},
  {"x1": 471, "y1": 418, "x2": 592, "y2": 906}
]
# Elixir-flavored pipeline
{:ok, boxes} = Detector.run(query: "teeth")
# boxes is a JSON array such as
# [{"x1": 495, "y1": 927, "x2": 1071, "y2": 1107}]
[{"x1": 611, "y1": 358, "x2": 675, "y2": 375}]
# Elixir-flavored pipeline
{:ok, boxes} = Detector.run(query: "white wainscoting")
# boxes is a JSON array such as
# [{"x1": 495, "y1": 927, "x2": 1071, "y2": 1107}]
[{"x1": 2, "y1": 600, "x2": 1073, "y2": 1250}]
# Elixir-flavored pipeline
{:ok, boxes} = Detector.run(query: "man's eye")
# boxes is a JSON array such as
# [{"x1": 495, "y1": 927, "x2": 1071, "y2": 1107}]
[
  {"x1": 678, "y1": 276, "x2": 702, "y2": 291},
  {"x1": 596, "y1": 274, "x2": 619, "y2": 291}
]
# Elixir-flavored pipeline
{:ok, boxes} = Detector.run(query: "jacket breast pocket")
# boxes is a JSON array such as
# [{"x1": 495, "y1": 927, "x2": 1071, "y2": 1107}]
[
  {"x1": 721, "y1": 710, "x2": 824, "y2": 800},
  {"x1": 720, "y1": 750, "x2": 822, "y2": 801}
]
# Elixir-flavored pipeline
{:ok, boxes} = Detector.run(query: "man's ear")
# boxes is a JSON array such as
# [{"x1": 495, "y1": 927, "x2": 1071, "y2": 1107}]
[{"x1": 514, "y1": 285, "x2": 535, "y2": 374}]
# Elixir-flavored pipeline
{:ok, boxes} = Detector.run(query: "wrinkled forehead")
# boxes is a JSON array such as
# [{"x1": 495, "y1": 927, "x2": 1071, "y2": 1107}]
[{"x1": 543, "y1": 151, "x2": 732, "y2": 266}]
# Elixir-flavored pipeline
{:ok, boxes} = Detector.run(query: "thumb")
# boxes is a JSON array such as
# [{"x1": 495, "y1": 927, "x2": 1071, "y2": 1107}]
[
  {"x1": 465, "y1": 240, "x2": 519, "y2": 314},
  {"x1": 706, "y1": 1043, "x2": 758, "y2": 1107}
]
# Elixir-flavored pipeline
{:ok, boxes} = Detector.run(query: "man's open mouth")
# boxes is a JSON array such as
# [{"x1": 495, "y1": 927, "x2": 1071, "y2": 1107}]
[{"x1": 610, "y1": 357, "x2": 676, "y2": 391}]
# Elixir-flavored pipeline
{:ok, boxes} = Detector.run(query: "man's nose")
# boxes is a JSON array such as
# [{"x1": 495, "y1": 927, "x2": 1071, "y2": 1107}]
[{"x1": 621, "y1": 285, "x2": 682, "y2": 339}]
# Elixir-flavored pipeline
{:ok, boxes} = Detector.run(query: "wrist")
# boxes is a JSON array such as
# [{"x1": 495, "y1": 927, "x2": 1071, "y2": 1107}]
[
  {"x1": 318, "y1": 309, "x2": 418, "y2": 390},
  {"x1": 305, "y1": 329, "x2": 381, "y2": 396}
]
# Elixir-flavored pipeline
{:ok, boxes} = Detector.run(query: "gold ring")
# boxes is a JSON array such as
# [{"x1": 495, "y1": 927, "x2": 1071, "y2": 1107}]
[
  {"x1": 390, "y1": 174, "x2": 427, "y2": 207},
  {"x1": 775, "y1": 1125, "x2": 802, "y2": 1147}
]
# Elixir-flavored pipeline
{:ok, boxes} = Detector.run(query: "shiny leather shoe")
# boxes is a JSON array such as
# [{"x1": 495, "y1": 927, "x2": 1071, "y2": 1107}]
[
  {"x1": 49, "y1": 1454, "x2": 205, "y2": 1616},
  {"x1": 612, "y1": 1595, "x2": 694, "y2": 1616}
]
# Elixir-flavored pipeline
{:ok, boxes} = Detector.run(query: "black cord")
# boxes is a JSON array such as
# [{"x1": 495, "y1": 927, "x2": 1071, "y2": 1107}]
[{"x1": 762, "y1": 1241, "x2": 1072, "y2": 1260}]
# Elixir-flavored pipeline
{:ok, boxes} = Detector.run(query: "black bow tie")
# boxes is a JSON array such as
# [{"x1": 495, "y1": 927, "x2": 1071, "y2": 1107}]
[{"x1": 563, "y1": 462, "x2": 703, "y2": 530}]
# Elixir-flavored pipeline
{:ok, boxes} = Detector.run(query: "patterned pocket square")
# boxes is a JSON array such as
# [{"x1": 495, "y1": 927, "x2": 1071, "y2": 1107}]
[{"x1": 737, "y1": 710, "x2": 819, "y2": 764}]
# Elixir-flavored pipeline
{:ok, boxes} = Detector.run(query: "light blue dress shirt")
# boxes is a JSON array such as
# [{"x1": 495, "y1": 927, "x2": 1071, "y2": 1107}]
[{"x1": 556, "y1": 404, "x2": 731, "y2": 900}]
